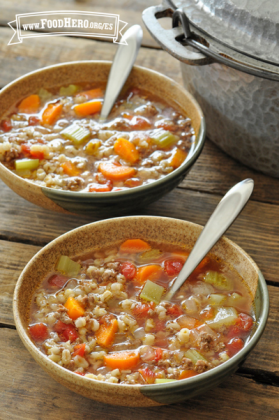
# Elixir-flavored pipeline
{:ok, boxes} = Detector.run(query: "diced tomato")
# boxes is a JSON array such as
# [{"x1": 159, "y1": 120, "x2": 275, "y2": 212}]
[
  {"x1": 124, "y1": 178, "x2": 142, "y2": 188},
  {"x1": 139, "y1": 367, "x2": 155, "y2": 384},
  {"x1": 73, "y1": 343, "x2": 86, "y2": 358},
  {"x1": 0, "y1": 118, "x2": 12, "y2": 132},
  {"x1": 226, "y1": 338, "x2": 244, "y2": 356},
  {"x1": 75, "y1": 371, "x2": 85, "y2": 376},
  {"x1": 48, "y1": 274, "x2": 68, "y2": 288},
  {"x1": 236, "y1": 313, "x2": 254, "y2": 332},
  {"x1": 21, "y1": 143, "x2": 31, "y2": 156},
  {"x1": 89, "y1": 181, "x2": 113, "y2": 193},
  {"x1": 154, "y1": 320, "x2": 165, "y2": 332},
  {"x1": 166, "y1": 304, "x2": 183, "y2": 318},
  {"x1": 179, "y1": 369, "x2": 198, "y2": 380},
  {"x1": 164, "y1": 258, "x2": 184, "y2": 276},
  {"x1": 54, "y1": 320, "x2": 79, "y2": 342},
  {"x1": 154, "y1": 347, "x2": 163, "y2": 362},
  {"x1": 28, "y1": 116, "x2": 40, "y2": 126},
  {"x1": 132, "y1": 302, "x2": 155, "y2": 318},
  {"x1": 227, "y1": 325, "x2": 241, "y2": 339},
  {"x1": 120, "y1": 262, "x2": 137, "y2": 280},
  {"x1": 30, "y1": 150, "x2": 45, "y2": 160},
  {"x1": 130, "y1": 116, "x2": 151, "y2": 130},
  {"x1": 29, "y1": 323, "x2": 48, "y2": 342}
]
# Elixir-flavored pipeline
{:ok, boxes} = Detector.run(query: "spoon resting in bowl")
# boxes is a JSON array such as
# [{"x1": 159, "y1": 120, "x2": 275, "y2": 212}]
[
  {"x1": 99, "y1": 24, "x2": 143, "y2": 121},
  {"x1": 165, "y1": 178, "x2": 254, "y2": 300}
]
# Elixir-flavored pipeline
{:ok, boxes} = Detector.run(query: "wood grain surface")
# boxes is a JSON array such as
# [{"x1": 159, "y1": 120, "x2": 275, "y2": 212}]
[{"x1": 0, "y1": 0, "x2": 279, "y2": 418}]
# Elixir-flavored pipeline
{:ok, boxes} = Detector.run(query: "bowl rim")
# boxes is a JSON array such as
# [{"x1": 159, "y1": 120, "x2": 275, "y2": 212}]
[
  {"x1": 13, "y1": 215, "x2": 269, "y2": 394},
  {"x1": 0, "y1": 60, "x2": 206, "y2": 199}
]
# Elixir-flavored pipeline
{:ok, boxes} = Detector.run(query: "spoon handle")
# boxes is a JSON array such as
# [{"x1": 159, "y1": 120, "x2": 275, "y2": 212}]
[
  {"x1": 165, "y1": 178, "x2": 254, "y2": 300},
  {"x1": 100, "y1": 25, "x2": 143, "y2": 121}
]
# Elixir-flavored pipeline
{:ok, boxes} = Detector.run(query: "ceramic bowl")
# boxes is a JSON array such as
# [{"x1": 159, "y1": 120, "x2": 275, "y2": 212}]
[
  {"x1": 13, "y1": 216, "x2": 269, "y2": 406},
  {"x1": 0, "y1": 61, "x2": 205, "y2": 216}
]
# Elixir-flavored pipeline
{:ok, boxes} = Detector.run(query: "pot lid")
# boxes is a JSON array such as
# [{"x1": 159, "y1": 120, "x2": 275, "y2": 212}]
[{"x1": 169, "y1": 0, "x2": 279, "y2": 68}]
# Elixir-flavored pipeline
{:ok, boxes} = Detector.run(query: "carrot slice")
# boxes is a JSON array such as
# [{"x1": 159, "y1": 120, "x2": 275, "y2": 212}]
[
  {"x1": 77, "y1": 88, "x2": 103, "y2": 100},
  {"x1": 99, "y1": 162, "x2": 136, "y2": 181},
  {"x1": 18, "y1": 94, "x2": 40, "y2": 114},
  {"x1": 61, "y1": 161, "x2": 81, "y2": 177},
  {"x1": 170, "y1": 148, "x2": 187, "y2": 169},
  {"x1": 137, "y1": 264, "x2": 163, "y2": 283},
  {"x1": 42, "y1": 103, "x2": 63, "y2": 125},
  {"x1": 114, "y1": 138, "x2": 139, "y2": 164},
  {"x1": 120, "y1": 239, "x2": 151, "y2": 254},
  {"x1": 104, "y1": 351, "x2": 140, "y2": 370},
  {"x1": 95, "y1": 318, "x2": 118, "y2": 348},
  {"x1": 179, "y1": 369, "x2": 198, "y2": 380},
  {"x1": 64, "y1": 297, "x2": 85, "y2": 320},
  {"x1": 74, "y1": 100, "x2": 102, "y2": 117}
]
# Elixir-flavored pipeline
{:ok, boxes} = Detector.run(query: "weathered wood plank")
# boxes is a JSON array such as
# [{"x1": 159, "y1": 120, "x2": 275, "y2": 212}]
[
  {"x1": 0, "y1": 328, "x2": 278, "y2": 420},
  {"x1": 0, "y1": 0, "x2": 162, "y2": 48},
  {"x1": 0, "y1": 26, "x2": 182, "y2": 88},
  {"x1": 1, "y1": 180, "x2": 278, "y2": 282},
  {"x1": 0, "y1": 235, "x2": 278, "y2": 374}
]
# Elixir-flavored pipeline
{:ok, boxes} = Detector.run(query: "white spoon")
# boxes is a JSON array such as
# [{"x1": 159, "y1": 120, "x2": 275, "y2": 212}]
[
  {"x1": 165, "y1": 178, "x2": 254, "y2": 300},
  {"x1": 100, "y1": 25, "x2": 143, "y2": 121}
]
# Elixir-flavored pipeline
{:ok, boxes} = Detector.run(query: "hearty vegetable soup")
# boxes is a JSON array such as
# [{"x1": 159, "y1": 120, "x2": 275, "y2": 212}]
[
  {"x1": 0, "y1": 83, "x2": 194, "y2": 192},
  {"x1": 28, "y1": 239, "x2": 254, "y2": 385}
]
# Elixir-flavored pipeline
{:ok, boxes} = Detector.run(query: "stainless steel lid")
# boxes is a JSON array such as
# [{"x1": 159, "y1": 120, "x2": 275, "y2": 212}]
[
  {"x1": 178, "y1": 0, "x2": 279, "y2": 66},
  {"x1": 142, "y1": 1, "x2": 279, "y2": 81}
]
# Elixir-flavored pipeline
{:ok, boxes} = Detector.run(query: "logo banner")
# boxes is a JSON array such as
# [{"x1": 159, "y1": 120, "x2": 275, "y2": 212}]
[{"x1": 8, "y1": 11, "x2": 128, "y2": 45}]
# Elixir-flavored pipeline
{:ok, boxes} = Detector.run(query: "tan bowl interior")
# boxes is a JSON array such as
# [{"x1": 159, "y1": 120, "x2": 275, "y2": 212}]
[
  {"x1": 0, "y1": 61, "x2": 204, "y2": 213},
  {"x1": 13, "y1": 216, "x2": 259, "y2": 406}
]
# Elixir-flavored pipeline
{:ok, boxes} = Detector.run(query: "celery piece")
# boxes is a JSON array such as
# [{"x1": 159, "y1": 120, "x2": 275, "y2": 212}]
[
  {"x1": 61, "y1": 123, "x2": 90, "y2": 145},
  {"x1": 38, "y1": 88, "x2": 52, "y2": 100},
  {"x1": 151, "y1": 130, "x2": 179, "y2": 149},
  {"x1": 203, "y1": 271, "x2": 232, "y2": 291},
  {"x1": 184, "y1": 349, "x2": 207, "y2": 364},
  {"x1": 85, "y1": 139, "x2": 101, "y2": 155},
  {"x1": 140, "y1": 280, "x2": 164, "y2": 305},
  {"x1": 208, "y1": 293, "x2": 227, "y2": 306},
  {"x1": 207, "y1": 307, "x2": 238, "y2": 330},
  {"x1": 155, "y1": 379, "x2": 177, "y2": 384},
  {"x1": 56, "y1": 256, "x2": 81, "y2": 277},
  {"x1": 139, "y1": 249, "x2": 162, "y2": 262},
  {"x1": 15, "y1": 159, "x2": 39, "y2": 171},
  {"x1": 59, "y1": 84, "x2": 79, "y2": 96},
  {"x1": 226, "y1": 292, "x2": 246, "y2": 309}
]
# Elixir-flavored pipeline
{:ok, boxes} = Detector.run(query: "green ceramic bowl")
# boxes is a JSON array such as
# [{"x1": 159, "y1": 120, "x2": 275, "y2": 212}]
[
  {"x1": 0, "y1": 61, "x2": 205, "y2": 216},
  {"x1": 13, "y1": 216, "x2": 269, "y2": 406}
]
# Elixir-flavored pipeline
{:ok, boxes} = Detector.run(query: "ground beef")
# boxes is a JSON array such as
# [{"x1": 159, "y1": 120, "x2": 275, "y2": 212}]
[
  {"x1": 79, "y1": 296, "x2": 89, "y2": 307},
  {"x1": 106, "y1": 262, "x2": 120, "y2": 271},
  {"x1": 64, "y1": 177, "x2": 85, "y2": 191},
  {"x1": 181, "y1": 357, "x2": 194, "y2": 370},
  {"x1": 214, "y1": 342, "x2": 226, "y2": 352},
  {"x1": 106, "y1": 118, "x2": 130, "y2": 131},
  {"x1": 4, "y1": 147, "x2": 20, "y2": 162},
  {"x1": 137, "y1": 104, "x2": 158, "y2": 117},
  {"x1": 197, "y1": 332, "x2": 214, "y2": 352},
  {"x1": 195, "y1": 360, "x2": 212, "y2": 374},
  {"x1": 102, "y1": 268, "x2": 117, "y2": 282}
]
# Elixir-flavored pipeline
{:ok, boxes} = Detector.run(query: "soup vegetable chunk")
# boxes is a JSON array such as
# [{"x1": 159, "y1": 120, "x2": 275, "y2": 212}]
[
  {"x1": 0, "y1": 84, "x2": 194, "y2": 192},
  {"x1": 28, "y1": 239, "x2": 254, "y2": 385}
]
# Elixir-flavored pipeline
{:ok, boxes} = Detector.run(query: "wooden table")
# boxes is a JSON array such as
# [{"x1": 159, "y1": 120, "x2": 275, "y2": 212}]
[{"x1": 0, "y1": 1, "x2": 279, "y2": 418}]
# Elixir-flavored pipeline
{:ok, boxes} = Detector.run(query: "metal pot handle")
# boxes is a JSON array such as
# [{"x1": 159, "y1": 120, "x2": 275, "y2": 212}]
[{"x1": 142, "y1": 5, "x2": 211, "y2": 66}]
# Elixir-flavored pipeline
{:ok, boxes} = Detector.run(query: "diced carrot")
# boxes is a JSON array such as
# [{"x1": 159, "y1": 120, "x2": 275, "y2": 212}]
[
  {"x1": 61, "y1": 161, "x2": 81, "y2": 177},
  {"x1": 179, "y1": 369, "x2": 198, "y2": 380},
  {"x1": 77, "y1": 88, "x2": 104, "y2": 100},
  {"x1": 170, "y1": 148, "x2": 187, "y2": 169},
  {"x1": 18, "y1": 94, "x2": 40, "y2": 114},
  {"x1": 137, "y1": 264, "x2": 163, "y2": 283},
  {"x1": 74, "y1": 100, "x2": 102, "y2": 117},
  {"x1": 89, "y1": 181, "x2": 113, "y2": 192},
  {"x1": 120, "y1": 239, "x2": 151, "y2": 254},
  {"x1": 99, "y1": 162, "x2": 136, "y2": 181},
  {"x1": 114, "y1": 138, "x2": 139, "y2": 164},
  {"x1": 95, "y1": 317, "x2": 118, "y2": 348},
  {"x1": 73, "y1": 343, "x2": 86, "y2": 358},
  {"x1": 64, "y1": 297, "x2": 85, "y2": 320},
  {"x1": 42, "y1": 103, "x2": 63, "y2": 125},
  {"x1": 104, "y1": 351, "x2": 140, "y2": 370}
]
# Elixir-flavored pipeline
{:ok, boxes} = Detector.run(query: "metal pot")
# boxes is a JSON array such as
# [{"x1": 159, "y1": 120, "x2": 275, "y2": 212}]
[{"x1": 143, "y1": 0, "x2": 279, "y2": 177}]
